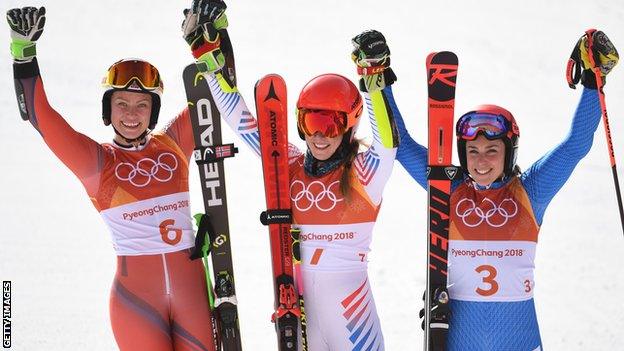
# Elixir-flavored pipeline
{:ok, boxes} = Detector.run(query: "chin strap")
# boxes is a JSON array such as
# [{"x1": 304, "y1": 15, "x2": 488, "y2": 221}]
[{"x1": 113, "y1": 127, "x2": 150, "y2": 147}]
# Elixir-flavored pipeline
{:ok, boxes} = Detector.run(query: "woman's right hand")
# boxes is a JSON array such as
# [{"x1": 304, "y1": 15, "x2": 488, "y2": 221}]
[
  {"x1": 182, "y1": 0, "x2": 227, "y2": 73},
  {"x1": 6, "y1": 6, "x2": 46, "y2": 62},
  {"x1": 351, "y1": 30, "x2": 397, "y2": 92}
]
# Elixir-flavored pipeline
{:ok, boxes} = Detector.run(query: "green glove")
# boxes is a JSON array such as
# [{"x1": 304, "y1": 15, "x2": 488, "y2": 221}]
[{"x1": 6, "y1": 6, "x2": 46, "y2": 62}]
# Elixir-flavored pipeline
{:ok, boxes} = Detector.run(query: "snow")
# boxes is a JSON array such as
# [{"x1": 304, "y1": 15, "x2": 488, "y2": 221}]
[{"x1": 1, "y1": 0, "x2": 623, "y2": 349}]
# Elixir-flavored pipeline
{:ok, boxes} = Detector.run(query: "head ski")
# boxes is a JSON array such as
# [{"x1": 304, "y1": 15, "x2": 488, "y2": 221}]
[{"x1": 182, "y1": 41, "x2": 242, "y2": 350}]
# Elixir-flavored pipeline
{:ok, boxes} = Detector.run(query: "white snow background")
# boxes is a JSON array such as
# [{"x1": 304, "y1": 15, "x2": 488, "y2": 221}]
[{"x1": 1, "y1": 0, "x2": 623, "y2": 350}]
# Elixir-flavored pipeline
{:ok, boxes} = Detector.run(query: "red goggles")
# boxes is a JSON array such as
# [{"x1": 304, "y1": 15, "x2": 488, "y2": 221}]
[
  {"x1": 456, "y1": 113, "x2": 511, "y2": 140},
  {"x1": 297, "y1": 109, "x2": 348, "y2": 138},
  {"x1": 103, "y1": 59, "x2": 163, "y2": 92}
]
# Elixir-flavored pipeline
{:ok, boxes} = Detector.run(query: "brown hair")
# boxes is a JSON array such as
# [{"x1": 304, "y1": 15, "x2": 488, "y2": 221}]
[{"x1": 340, "y1": 138, "x2": 368, "y2": 200}]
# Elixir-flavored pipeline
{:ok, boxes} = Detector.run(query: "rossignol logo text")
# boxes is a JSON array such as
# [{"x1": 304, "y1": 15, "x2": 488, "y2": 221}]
[
  {"x1": 197, "y1": 98, "x2": 223, "y2": 207},
  {"x1": 429, "y1": 103, "x2": 453, "y2": 109}
]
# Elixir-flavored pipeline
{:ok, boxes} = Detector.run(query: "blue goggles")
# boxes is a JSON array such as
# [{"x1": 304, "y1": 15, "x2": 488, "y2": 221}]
[{"x1": 456, "y1": 113, "x2": 510, "y2": 140}]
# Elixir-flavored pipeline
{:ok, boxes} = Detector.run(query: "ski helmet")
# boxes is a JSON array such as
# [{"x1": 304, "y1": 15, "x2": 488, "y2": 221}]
[
  {"x1": 101, "y1": 58, "x2": 163, "y2": 130},
  {"x1": 456, "y1": 104, "x2": 520, "y2": 177},
  {"x1": 295, "y1": 73, "x2": 363, "y2": 140}
]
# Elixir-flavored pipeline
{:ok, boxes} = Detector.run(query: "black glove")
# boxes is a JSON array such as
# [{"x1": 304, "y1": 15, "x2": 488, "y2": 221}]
[
  {"x1": 190, "y1": 213, "x2": 215, "y2": 260},
  {"x1": 6, "y1": 6, "x2": 46, "y2": 62},
  {"x1": 567, "y1": 29, "x2": 618, "y2": 89},
  {"x1": 182, "y1": 0, "x2": 228, "y2": 72},
  {"x1": 351, "y1": 29, "x2": 397, "y2": 92}
]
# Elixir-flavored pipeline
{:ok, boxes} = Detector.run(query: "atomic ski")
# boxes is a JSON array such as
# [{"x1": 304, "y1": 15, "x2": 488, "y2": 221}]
[
  {"x1": 291, "y1": 228, "x2": 308, "y2": 350},
  {"x1": 424, "y1": 51, "x2": 459, "y2": 351},
  {"x1": 182, "y1": 33, "x2": 242, "y2": 350},
  {"x1": 255, "y1": 74, "x2": 302, "y2": 350}
]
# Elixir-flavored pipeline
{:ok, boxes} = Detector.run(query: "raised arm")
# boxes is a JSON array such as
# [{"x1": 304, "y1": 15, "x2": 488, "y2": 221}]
[
  {"x1": 182, "y1": 0, "x2": 293, "y2": 159},
  {"x1": 350, "y1": 30, "x2": 401, "y2": 204},
  {"x1": 8, "y1": 7, "x2": 104, "y2": 191},
  {"x1": 522, "y1": 30, "x2": 619, "y2": 224},
  {"x1": 392, "y1": 90, "x2": 429, "y2": 190}
]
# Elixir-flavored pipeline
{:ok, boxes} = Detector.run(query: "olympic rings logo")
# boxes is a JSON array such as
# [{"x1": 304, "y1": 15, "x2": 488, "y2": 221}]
[
  {"x1": 455, "y1": 197, "x2": 518, "y2": 228},
  {"x1": 115, "y1": 153, "x2": 179, "y2": 188},
  {"x1": 290, "y1": 180, "x2": 343, "y2": 212}
]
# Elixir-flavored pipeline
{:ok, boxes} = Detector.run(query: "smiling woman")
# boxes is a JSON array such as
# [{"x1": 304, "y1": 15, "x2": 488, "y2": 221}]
[
  {"x1": 109, "y1": 90, "x2": 153, "y2": 142},
  {"x1": 393, "y1": 30, "x2": 619, "y2": 351},
  {"x1": 464, "y1": 137, "x2": 506, "y2": 186},
  {"x1": 101, "y1": 58, "x2": 164, "y2": 146},
  {"x1": 188, "y1": 2, "x2": 402, "y2": 345},
  {"x1": 456, "y1": 104, "x2": 520, "y2": 187},
  {"x1": 7, "y1": 6, "x2": 219, "y2": 351}
]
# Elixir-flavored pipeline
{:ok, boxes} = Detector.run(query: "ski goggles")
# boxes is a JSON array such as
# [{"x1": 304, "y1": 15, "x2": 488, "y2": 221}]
[
  {"x1": 297, "y1": 109, "x2": 348, "y2": 138},
  {"x1": 102, "y1": 59, "x2": 163, "y2": 92},
  {"x1": 456, "y1": 113, "x2": 511, "y2": 140}
]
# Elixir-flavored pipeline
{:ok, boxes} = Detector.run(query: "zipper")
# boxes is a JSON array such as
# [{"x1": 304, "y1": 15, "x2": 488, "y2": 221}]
[{"x1": 161, "y1": 253, "x2": 171, "y2": 295}]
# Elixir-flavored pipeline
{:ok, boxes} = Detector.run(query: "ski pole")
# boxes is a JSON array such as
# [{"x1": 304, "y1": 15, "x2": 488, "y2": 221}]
[{"x1": 585, "y1": 28, "x2": 624, "y2": 237}]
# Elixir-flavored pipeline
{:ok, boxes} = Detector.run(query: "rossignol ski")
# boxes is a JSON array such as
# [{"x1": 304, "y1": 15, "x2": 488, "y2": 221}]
[
  {"x1": 255, "y1": 74, "x2": 302, "y2": 350},
  {"x1": 424, "y1": 51, "x2": 459, "y2": 351},
  {"x1": 182, "y1": 31, "x2": 242, "y2": 349}
]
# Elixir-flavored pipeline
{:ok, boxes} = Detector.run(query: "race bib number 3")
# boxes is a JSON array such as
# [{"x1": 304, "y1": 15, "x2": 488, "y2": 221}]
[{"x1": 448, "y1": 240, "x2": 537, "y2": 302}]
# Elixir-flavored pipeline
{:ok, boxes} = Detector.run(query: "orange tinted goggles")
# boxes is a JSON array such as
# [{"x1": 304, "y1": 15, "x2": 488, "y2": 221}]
[
  {"x1": 103, "y1": 59, "x2": 162, "y2": 90},
  {"x1": 297, "y1": 109, "x2": 347, "y2": 138}
]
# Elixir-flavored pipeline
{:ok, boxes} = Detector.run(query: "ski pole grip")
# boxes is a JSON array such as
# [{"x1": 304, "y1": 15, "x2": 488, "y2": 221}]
[
  {"x1": 190, "y1": 213, "x2": 214, "y2": 260},
  {"x1": 260, "y1": 209, "x2": 293, "y2": 225}
]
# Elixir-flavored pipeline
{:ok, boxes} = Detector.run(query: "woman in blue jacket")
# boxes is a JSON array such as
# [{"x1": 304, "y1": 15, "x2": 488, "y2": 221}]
[{"x1": 395, "y1": 31, "x2": 618, "y2": 350}]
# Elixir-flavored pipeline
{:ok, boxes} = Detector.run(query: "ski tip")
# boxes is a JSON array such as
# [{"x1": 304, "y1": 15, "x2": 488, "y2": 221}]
[
  {"x1": 255, "y1": 73, "x2": 287, "y2": 106},
  {"x1": 426, "y1": 52, "x2": 438, "y2": 65},
  {"x1": 429, "y1": 51, "x2": 458, "y2": 65},
  {"x1": 256, "y1": 73, "x2": 286, "y2": 86}
]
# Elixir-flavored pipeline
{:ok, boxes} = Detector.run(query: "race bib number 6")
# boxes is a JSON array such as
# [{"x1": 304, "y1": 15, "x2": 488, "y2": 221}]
[{"x1": 160, "y1": 219, "x2": 182, "y2": 245}]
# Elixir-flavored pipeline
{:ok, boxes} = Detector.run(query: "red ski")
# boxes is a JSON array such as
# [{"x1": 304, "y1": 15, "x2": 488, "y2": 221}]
[
  {"x1": 255, "y1": 74, "x2": 301, "y2": 350},
  {"x1": 424, "y1": 51, "x2": 459, "y2": 351}
]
